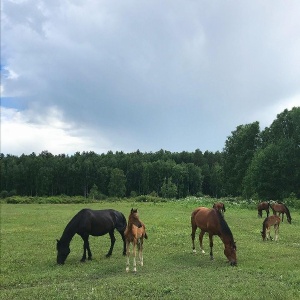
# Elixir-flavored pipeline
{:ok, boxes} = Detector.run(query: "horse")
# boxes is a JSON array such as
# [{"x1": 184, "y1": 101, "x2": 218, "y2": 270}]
[
  {"x1": 261, "y1": 215, "x2": 281, "y2": 241},
  {"x1": 270, "y1": 203, "x2": 292, "y2": 224},
  {"x1": 213, "y1": 202, "x2": 226, "y2": 216},
  {"x1": 191, "y1": 207, "x2": 237, "y2": 266},
  {"x1": 56, "y1": 209, "x2": 127, "y2": 265},
  {"x1": 257, "y1": 201, "x2": 270, "y2": 218},
  {"x1": 125, "y1": 208, "x2": 148, "y2": 273}
]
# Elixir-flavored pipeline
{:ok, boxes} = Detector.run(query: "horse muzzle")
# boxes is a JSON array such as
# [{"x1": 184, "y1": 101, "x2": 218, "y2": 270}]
[{"x1": 230, "y1": 261, "x2": 237, "y2": 266}]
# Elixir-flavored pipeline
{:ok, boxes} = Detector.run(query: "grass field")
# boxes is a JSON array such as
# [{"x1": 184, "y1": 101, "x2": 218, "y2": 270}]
[{"x1": 1, "y1": 199, "x2": 300, "y2": 299}]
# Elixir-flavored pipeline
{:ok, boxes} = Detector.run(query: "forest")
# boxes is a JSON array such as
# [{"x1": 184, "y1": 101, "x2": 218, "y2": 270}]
[{"x1": 1, "y1": 107, "x2": 299, "y2": 201}]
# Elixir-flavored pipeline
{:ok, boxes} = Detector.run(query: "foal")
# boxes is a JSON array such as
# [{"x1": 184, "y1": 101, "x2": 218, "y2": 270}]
[
  {"x1": 125, "y1": 209, "x2": 148, "y2": 273},
  {"x1": 261, "y1": 215, "x2": 281, "y2": 241}
]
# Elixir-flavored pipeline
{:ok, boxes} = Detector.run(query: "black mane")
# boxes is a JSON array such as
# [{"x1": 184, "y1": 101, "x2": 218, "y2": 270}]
[{"x1": 216, "y1": 210, "x2": 234, "y2": 242}]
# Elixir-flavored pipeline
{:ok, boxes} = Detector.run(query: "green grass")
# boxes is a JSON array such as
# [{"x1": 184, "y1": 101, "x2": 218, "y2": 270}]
[{"x1": 1, "y1": 200, "x2": 300, "y2": 299}]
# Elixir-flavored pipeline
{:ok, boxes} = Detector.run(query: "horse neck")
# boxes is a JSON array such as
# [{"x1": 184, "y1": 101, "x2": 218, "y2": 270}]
[
  {"x1": 220, "y1": 232, "x2": 234, "y2": 246},
  {"x1": 59, "y1": 220, "x2": 78, "y2": 245},
  {"x1": 284, "y1": 206, "x2": 291, "y2": 218},
  {"x1": 128, "y1": 214, "x2": 141, "y2": 228}
]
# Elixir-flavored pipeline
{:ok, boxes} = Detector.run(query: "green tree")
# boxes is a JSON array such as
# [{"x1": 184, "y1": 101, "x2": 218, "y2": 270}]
[
  {"x1": 89, "y1": 184, "x2": 99, "y2": 200},
  {"x1": 108, "y1": 168, "x2": 126, "y2": 197},
  {"x1": 161, "y1": 177, "x2": 178, "y2": 198},
  {"x1": 223, "y1": 122, "x2": 260, "y2": 196}
]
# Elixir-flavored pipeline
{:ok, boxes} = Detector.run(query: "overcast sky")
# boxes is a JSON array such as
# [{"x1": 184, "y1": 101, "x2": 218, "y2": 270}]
[{"x1": 1, "y1": 0, "x2": 300, "y2": 156}]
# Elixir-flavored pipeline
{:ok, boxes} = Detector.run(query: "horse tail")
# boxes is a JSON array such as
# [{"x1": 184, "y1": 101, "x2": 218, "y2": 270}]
[
  {"x1": 144, "y1": 231, "x2": 148, "y2": 239},
  {"x1": 262, "y1": 217, "x2": 267, "y2": 236}
]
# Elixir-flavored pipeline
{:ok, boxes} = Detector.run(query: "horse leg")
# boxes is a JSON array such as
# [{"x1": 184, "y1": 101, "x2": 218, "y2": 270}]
[
  {"x1": 199, "y1": 230, "x2": 206, "y2": 254},
  {"x1": 119, "y1": 230, "x2": 127, "y2": 256},
  {"x1": 138, "y1": 238, "x2": 144, "y2": 266},
  {"x1": 133, "y1": 241, "x2": 137, "y2": 272},
  {"x1": 126, "y1": 241, "x2": 130, "y2": 272},
  {"x1": 106, "y1": 231, "x2": 116, "y2": 257},
  {"x1": 266, "y1": 227, "x2": 271, "y2": 241},
  {"x1": 209, "y1": 234, "x2": 214, "y2": 260},
  {"x1": 81, "y1": 235, "x2": 92, "y2": 262},
  {"x1": 266, "y1": 209, "x2": 269, "y2": 218},
  {"x1": 191, "y1": 224, "x2": 197, "y2": 253},
  {"x1": 274, "y1": 224, "x2": 279, "y2": 241}
]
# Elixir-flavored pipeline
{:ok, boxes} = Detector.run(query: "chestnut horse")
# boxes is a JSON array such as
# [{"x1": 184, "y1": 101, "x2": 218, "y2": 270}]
[
  {"x1": 125, "y1": 209, "x2": 148, "y2": 273},
  {"x1": 213, "y1": 202, "x2": 226, "y2": 216},
  {"x1": 257, "y1": 201, "x2": 270, "y2": 218},
  {"x1": 261, "y1": 215, "x2": 281, "y2": 241},
  {"x1": 191, "y1": 207, "x2": 237, "y2": 266},
  {"x1": 271, "y1": 203, "x2": 292, "y2": 224}
]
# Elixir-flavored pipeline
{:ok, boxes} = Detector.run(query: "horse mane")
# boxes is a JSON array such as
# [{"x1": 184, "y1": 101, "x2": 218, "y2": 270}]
[
  {"x1": 60, "y1": 209, "x2": 84, "y2": 243},
  {"x1": 215, "y1": 210, "x2": 234, "y2": 241},
  {"x1": 283, "y1": 204, "x2": 291, "y2": 219}
]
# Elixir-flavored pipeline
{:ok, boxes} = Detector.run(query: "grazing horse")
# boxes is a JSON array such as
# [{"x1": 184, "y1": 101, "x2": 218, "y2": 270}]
[
  {"x1": 191, "y1": 207, "x2": 237, "y2": 266},
  {"x1": 56, "y1": 209, "x2": 127, "y2": 265},
  {"x1": 213, "y1": 202, "x2": 226, "y2": 216},
  {"x1": 261, "y1": 215, "x2": 281, "y2": 241},
  {"x1": 271, "y1": 203, "x2": 292, "y2": 224},
  {"x1": 125, "y1": 208, "x2": 148, "y2": 273},
  {"x1": 257, "y1": 201, "x2": 270, "y2": 218}
]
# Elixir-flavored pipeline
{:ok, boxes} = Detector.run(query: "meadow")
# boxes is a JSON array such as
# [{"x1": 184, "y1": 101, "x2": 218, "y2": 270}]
[{"x1": 1, "y1": 199, "x2": 300, "y2": 299}]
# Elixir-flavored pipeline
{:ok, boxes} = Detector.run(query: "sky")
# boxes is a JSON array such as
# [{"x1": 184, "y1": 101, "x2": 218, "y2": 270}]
[{"x1": 1, "y1": 0, "x2": 300, "y2": 156}]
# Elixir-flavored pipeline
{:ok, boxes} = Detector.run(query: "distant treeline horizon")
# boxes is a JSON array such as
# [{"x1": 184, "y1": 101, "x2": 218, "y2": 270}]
[{"x1": 1, "y1": 107, "x2": 299, "y2": 201}]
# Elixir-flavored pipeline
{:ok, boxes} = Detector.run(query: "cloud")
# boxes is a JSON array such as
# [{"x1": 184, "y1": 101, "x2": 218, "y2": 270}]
[
  {"x1": 1, "y1": 0, "x2": 300, "y2": 155},
  {"x1": 0, "y1": 106, "x2": 112, "y2": 155}
]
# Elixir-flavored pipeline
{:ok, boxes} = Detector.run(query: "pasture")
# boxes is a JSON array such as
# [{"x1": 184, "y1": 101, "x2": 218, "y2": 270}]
[{"x1": 1, "y1": 199, "x2": 300, "y2": 299}]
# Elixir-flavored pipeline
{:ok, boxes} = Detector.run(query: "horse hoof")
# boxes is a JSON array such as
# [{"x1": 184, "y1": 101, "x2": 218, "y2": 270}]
[
  {"x1": 192, "y1": 249, "x2": 197, "y2": 254},
  {"x1": 80, "y1": 259, "x2": 86, "y2": 263}
]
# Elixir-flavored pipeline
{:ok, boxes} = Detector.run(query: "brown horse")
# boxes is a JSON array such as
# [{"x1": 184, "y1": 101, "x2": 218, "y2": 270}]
[
  {"x1": 261, "y1": 215, "x2": 281, "y2": 241},
  {"x1": 257, "y1": 201, "x2": 270, "y2": 218},
  {"x1": 271, "y1": 203, "x2": 292, "y2": 224},
  {"x1": 124, "y1": 208, "x2": 148, "y2": 273},
  {"x1": 213, "y1": 202, "x2": 226, "y2": 216},
  {"x1": 191, "y1": 207, "x2": 237, "y2": 266}
]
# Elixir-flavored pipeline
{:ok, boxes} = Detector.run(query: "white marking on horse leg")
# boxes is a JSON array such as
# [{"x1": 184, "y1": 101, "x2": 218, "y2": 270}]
[
  {"x1": 193, "y1": 249, "x2": 197, "y2": 254},
  {"x1": 201, "y1": 249, "x2": 205, "y2": 254},
  {"x1": 126, "y1": 254, "x2": 130, "y2": 272},
  {"x1": 133, "y1": 257, "x2": 137, "y2": 272},
  {"x1": 140, "y1": 249, "x2": 143, "y2": 266}
]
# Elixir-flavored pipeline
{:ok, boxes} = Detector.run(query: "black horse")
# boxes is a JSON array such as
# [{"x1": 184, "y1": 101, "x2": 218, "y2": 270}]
[{"x1": 56, "y1": 209, "x2": 127, "y2": 265}]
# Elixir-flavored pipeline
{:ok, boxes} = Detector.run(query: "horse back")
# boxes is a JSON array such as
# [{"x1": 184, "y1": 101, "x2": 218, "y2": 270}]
[
  {"x1": 78, "y1": 209, "x2": 126, "y2": 236},
  {"x1": 192, "y1": 207, "x2": 221, "y2": 235}
]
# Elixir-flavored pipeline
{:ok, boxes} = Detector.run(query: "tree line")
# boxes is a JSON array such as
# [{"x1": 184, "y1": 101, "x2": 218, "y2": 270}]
[{"x1": 1, "y1": 107, "x2": 299, "y2": 200}]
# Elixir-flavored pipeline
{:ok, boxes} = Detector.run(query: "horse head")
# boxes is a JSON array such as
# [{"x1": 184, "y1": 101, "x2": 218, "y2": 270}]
[
  {"x1": 56, "y1": 239, "x2": 70, "y2": 265},
  {"x1": 261, "y1": 230, "x2": 266, "y2": 241},
  {"x1": 287, "y1": 216, "x2": 292, "y2": 224},
  {"x1": 224, "y1": 241, "x2": 237, "y2": 266}
]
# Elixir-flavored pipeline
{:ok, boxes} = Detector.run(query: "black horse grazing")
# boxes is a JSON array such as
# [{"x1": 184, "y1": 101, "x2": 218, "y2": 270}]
[{"x1": 56, "y1": 209, "x2": 127, "y2": 265}]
